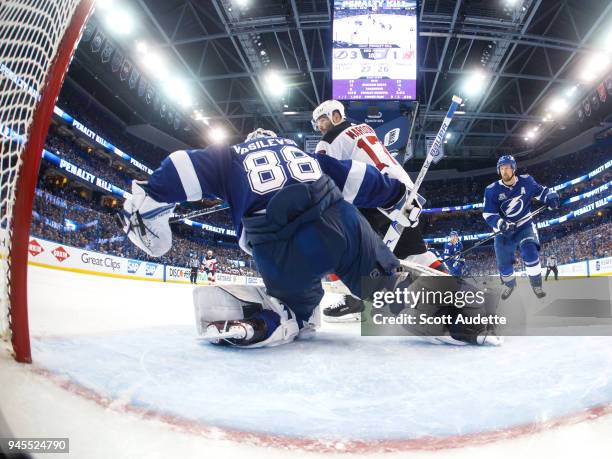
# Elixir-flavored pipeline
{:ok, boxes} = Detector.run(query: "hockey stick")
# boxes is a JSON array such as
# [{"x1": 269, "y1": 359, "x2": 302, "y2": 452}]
[
  {"x1": 440, "y1": 204, "x2": 549, "y2": 264},
  {"x1": 169, "y1": 204, "x2": 229, "y2": 223},
  {"x1": 114, "y1": 203, "x2": 229, "y2": 230},
  {"x1": 382, "y1": 95, "x2": 463, "y2": 251}
]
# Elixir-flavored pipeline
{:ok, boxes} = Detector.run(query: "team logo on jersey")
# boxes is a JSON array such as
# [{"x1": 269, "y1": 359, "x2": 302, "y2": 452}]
[
  {"x1": 498, "y1": 193, "x2": 506, "y2": 200},
  {"x1": 501, "y1": 196, "x2": 524, "y2": 218}
]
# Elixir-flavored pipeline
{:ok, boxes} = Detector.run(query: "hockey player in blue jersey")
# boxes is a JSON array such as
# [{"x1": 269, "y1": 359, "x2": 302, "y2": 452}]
[
  {"x1": 482, "y1": 155, "x2": 560, "y2": 300},
  {"x1": 443, "y1": 231, "x2": 465, "y2": 277},
  {"x1": 119, "y1": 129, "x2": 423, "y2": 347},
  {"x1": 120, "y1": 129, "x2": 502, "y2": 347}
]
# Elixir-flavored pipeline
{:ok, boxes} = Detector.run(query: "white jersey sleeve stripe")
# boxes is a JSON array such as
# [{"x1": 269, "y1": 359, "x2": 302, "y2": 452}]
[
  {"x1": 342, "y1": 161, "x2": 367, "y2": 204},
  {"x1": 169, "y1": 150, "x2": 203, "y2": 201}
]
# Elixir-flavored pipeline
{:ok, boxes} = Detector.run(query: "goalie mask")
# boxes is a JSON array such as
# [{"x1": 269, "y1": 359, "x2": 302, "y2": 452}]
[
  {"x1": 311, "y1": 100, "x2": 346, "y2": 131},
  {"x1": 245, "y1": 128, "x2": 277, "y2": 142}
]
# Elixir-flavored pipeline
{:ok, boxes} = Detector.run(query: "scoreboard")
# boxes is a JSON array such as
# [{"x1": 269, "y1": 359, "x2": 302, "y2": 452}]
[{"x1": 332, "y1": 0, "x2": 417, "y2": 100}]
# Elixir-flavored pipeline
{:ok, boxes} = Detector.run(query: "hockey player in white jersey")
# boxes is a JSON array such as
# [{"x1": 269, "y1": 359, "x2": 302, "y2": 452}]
[
  {"x1": 203, "y1": 250, "x2": 217, "y2": 283},
  {"x1": 313, "y1": 100, "x2": 445, "y2": 322}
]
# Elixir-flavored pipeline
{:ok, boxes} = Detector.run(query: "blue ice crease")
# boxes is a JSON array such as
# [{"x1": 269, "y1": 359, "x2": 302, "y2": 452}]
[{"x1": 32, "y1": 329, "x2": 612, "y2": 441}]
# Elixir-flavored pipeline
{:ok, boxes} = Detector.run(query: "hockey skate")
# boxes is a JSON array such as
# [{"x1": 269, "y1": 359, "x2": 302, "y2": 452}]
[
  {"x1": 199, "y1": 319, "x2": 268, "y2": 346},
  {"x1": 323, "y1": 295, "x2": 365, "y2": 322},
  {"x1": 501, "y1": 283, "x2": 515, "y2": 300},
  {"x1": 532, "y1": 285, "x2": 546, "y2": 299}
]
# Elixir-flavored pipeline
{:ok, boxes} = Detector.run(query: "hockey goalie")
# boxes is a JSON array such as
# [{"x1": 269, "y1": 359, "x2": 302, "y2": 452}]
[{"x1": 120, "y1": 129, "x2": 502, "y2": 348}]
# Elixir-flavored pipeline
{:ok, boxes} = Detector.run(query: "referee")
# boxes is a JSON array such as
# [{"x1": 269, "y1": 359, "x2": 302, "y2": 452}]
[
  {"x1": 545, "y1": 254, "x2": 558, "y2": 281},
  {"x1": 189, "y1": 252, "x2": 201, "y2": 284}
]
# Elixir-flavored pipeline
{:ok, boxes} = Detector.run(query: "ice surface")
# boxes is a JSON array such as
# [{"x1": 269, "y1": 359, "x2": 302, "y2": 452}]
[{"x1": 1, "y1": 266, "x2": 612, "y2": 458}]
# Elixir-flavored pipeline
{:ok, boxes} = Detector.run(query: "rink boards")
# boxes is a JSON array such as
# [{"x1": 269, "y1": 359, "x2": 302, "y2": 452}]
[{"x1": 25, "y1": 236, "x2": 264, "y2": 286}]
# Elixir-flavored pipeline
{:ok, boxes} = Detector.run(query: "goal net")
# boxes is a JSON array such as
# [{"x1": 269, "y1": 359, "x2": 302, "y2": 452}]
[{"x1": 0, "y1": 0, "x2": 94, "y2": 362}]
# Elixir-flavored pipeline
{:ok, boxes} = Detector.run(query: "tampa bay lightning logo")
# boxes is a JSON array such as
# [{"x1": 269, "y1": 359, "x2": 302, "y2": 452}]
[{"x1": 501, "y1": 196, "x2": 524, "y2": 218}]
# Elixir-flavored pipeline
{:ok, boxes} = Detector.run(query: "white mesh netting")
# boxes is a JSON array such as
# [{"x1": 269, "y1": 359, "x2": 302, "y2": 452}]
[{"x1": 0, "y1": 0, "x2": 83, "y2": 349}]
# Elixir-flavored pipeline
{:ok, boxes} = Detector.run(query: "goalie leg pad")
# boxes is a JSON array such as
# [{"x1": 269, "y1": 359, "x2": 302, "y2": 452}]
[{"x1": 193, "y1": 285, "x2": 299, "y2": 348}]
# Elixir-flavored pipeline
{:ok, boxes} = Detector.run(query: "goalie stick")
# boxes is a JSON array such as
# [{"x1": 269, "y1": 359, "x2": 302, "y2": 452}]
[
  {"x1": 440, "y1": 204, "x2": 549, "y2": 264},
  {"x1": 382, "y1": 95, "x2": 463, "y2": 251},
  {"x1": 169, "y1": 203, "x2": 228, "y2": 223},
  {"x1": 114, "y1": 203, "x2": 228, "y2": 232}
]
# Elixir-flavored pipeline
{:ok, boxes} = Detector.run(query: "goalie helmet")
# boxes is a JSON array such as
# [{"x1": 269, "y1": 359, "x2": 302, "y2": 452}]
[
  {"x1": 311, "y1": 100, "x2": 345, "y2": 131},
  {"x1": 496, "y1": 155, "x2": 516, "y2": 175},
  {"x1": 245, "y1": 128, "x2": 277, "y2": 142}
]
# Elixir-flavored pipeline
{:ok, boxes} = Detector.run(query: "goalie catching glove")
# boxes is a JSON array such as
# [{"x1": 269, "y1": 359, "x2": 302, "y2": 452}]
[
  {"x1": 119, "y1": 181, "x2": 175, "y2": 257},
  {"x1": 379, "y1": 186, "x2": 425, "y2": 229}
]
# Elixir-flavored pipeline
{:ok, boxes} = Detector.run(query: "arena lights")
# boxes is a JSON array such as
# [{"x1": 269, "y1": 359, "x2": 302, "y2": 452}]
[
  {"x1": 565, "y1": 85, "x2": 578, "y2": 98},
  {"x1": 136, "y1": 41, "x2": 148, "y2": 54},
  {"x1": 461, "y1": 70, "x2": 487, "y2": 96},
  {"x1": 209, "y1": 126, "x2": 227, "y2": 143},
  {"x1": 192, "y1": 110, "x2": 210, "y2": 126},
  {"x1": 264, "y1": 71, "x2": 286, "y2": 96},
  {"x1": 142, "y1": 52, "x2": 163, "y2": 72},
  {"x1": 580, "y1": 53, "x2": 611, "y2": 82},
  {"x1": 548, "y1": 97, "x2": 568, "y2": 114},
  {"x1": 164, "y1": 78, "x2": 192, "y2": 108},
  {"x1": 445, "y1": 132, "x2": 452, "y2": 139},
  {"x1": 104, "y1": 8, "x2": 134, "y2": 35}
]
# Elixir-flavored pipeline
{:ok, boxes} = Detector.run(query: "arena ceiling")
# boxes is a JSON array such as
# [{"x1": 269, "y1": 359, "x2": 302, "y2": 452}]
[{"x1": 82, "y1": 0, "x2": 612, "y2": 163}]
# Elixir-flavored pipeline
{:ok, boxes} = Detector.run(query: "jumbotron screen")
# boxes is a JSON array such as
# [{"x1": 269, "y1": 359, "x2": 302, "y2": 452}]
[{"x1": 332, "y1": 0, "x2": 417, "y2": 100}]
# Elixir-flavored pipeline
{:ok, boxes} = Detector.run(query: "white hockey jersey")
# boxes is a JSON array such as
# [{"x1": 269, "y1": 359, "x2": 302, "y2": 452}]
[
  {"x1": 203, "y1": 255, "x2": 218, "y2": 272},
  {"x1": 315, "y1": 121, "x2": 413, "y2": 187}
]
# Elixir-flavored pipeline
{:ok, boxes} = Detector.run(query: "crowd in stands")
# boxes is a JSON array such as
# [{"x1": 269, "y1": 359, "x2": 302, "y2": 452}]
[
  {"x1": 46, "y1": 127, "x2": 137, "y2": 191},
  {"x1": 420, "y1": 143, "x2": 611, "y2": 207},
  {"x1": 57, "y1": 85, "x2": 167, "y2": 168},
  {"x1": 438, "y1": 214, "x2": 611, "y2": 277},
  {"x1": 32, "y1": 89, "x2": 611, "y2": 282},
  {"x1": 30, "y1": 178, "x2": 257, "y2": 276}
]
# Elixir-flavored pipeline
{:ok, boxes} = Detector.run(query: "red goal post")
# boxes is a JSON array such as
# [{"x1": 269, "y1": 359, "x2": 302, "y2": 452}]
[{"x1": 0, "y1": 0, "x2": 95, "y2": 363}]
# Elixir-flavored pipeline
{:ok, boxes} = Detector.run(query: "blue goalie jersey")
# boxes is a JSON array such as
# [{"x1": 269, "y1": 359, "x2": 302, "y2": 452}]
[
  {"x1": 482, "y1": 174, "x2": 550, "y2": 231},
  {"x1": 142, "y1": 137, "x2": 405, "y2": 244}
]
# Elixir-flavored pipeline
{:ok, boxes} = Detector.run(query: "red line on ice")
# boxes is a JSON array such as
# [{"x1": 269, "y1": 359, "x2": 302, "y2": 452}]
[{"x1": 32, "y1": 366, "x2": 612, "y2": 454}]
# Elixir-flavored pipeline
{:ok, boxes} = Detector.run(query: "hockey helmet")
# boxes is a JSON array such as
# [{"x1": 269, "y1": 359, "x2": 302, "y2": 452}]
[
  {"x1": 449, "y1": 230, "x2": 459, "y2": 238},
  {"x1": 311, "y1": 100, "x2": 345, "y2": 131},
  {"x1": 497, "y1": 155, "x2": 516, "y2": 175},
  {"x1": 245, "y1": 128, "x2": 277, "y2": 142}
]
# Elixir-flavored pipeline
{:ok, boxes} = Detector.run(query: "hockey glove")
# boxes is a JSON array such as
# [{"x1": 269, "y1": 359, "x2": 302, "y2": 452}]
[
  {"x1": 544, "y1": 190, "x2": 560, "y2": 210},
  {"x1": 497, "y1": 218, "x2": 515, "y2": 234},
  {"x1": 120, "y1": 181, "x2": 175, "y2": 257},
  {"x1": 381, "y1": 190, "x2": 425, "y2": 228}
]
